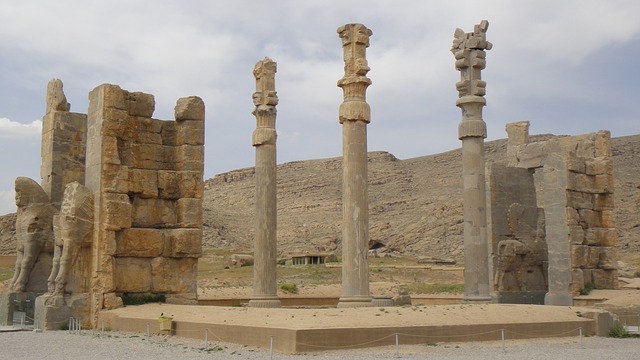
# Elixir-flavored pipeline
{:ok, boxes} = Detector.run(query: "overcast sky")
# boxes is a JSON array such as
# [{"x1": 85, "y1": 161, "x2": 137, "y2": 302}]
[{"x1": 1, "y1": 0, "x2": 639, "y2": 215}]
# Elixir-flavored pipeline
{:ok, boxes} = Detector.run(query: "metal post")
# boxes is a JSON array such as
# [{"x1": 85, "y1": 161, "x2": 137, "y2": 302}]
[
  {"x1": 76, "y1": 318, "x2": 81, "y2": 334},
  {"x1": 579, "y1": 327, "x2": 583, "y2": 348},
  {"x1": 501, "y1": 328, "x2": 505, "y2": 353},
  {"x1": 205, "y1": 328, "x2": 209, "y2": 348},
  {"x1": 269, "y1": 336, "x2": 274, "y2": 360},
  {"x1": 101, "y1": 319, "x2": 105, "y2": 336},
  {"x1": 395, "y1": 333, "x2": 400, "y2": 358},
  {"x1": 146, "y1": 323, "x2": 150, "y2": 338},
  {"x1": 21, "y1": 313, "x2": 25, "y2": 329},
  {"x1": 68, "y1": 318, "x2": 72, "y2": 333},
  {"x1": 637, "y1": 314, "x2": 639, "y2": 334}
]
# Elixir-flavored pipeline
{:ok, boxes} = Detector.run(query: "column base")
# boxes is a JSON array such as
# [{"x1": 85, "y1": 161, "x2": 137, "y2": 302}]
[
  {"x1": 462, "y1": 295, "x2": 493, "y2": 304},
  {"x1": 337, "y1": 296, "x2": 373, "y2": 308},
  {"x1": 248, "y1": 296, "x2": 281, "y2": 308}
]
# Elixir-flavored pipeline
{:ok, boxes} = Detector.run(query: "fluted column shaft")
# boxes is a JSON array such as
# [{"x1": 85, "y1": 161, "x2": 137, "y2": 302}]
[
  {"x1": 249, "y1": 58, "x2": 281, "y2": 308},
  {"x1": 451, "y1": 21, "x2": 493, "y2": 303},
  {"x1": 337, "y1": 23, "x2": 373, "y2": 308}
]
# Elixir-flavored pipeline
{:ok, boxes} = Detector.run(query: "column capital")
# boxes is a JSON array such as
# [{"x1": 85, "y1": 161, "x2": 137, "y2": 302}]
[{"x1": 337, "y1": 23, "x2": 372, "y2": 124}]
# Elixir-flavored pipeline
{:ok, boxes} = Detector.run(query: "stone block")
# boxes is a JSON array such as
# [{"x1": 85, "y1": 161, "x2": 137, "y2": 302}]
[
  {"x1": 157, "y1": 171, "x2": 180, "y2": 199},
  {"x1": 101, "y1": 163, "x2": 129, "y2": 193},
  {"x1": 572, "y1": 268, "x2": 584, "y2": 294},
  {"x1": 567, "y1": 191, "x2": 594, "y2": 210},
  {"x1": 176, "y1": 198, "x2": 202, "y2": 228},
  {"x1": 175, "y1": 96, "x2": 205, "y2": 121},
  {"x1": 160, "y1": 121, "x2": 177, "y2": 146},
  {"x1": 505, "y1": 121, "x2": 529, "y2": 147},
  {"x1": 101, "y1": 108, "x2": 128, "y2": 137},
  {"x1": 103, "y1": 292, "x2": 123, "y2": 310},
  {"x1": 585, "y1": 157, "x2": 613, "y2": 176},
  {"x1": 594, "y1": 131, "x2": 612, "y2": 157},
  {"x1": 601, "y1": 210, "x2": 615, "y2": 228},
  {"x1": 513, "y1": 142, "x2": 546, "y2": 169},
  {"x1": 127, "y1": 91, "x2": 155, "y2": 117},
  {"x1": 566, "y1": 157, "x2": 586, "y2": 173},
  {"x1": 567, "y1": 173, "x2": 594, "y2": 192},
  {"x1": 130, "y1": 143, "x2": 174, "y2": 170},
  {"x1": 571, "y1": 245, "x2": 588, "y2": 268},
  {"x1": 598, "y1": 247, "x2": 617, "y2": 270},
  {"x1": 102, "y1": 193, "x2": 132, "y2": 230},
  {"x1": 128, "y1": 169, "x2": 158, "y2": 198},
  {"x1": 116, "y1": 228, "x2": 164, "y2": 257},
  {"x1": 175, "y1": 145, "x2": 204, "y2": 172},
  {"x1": 578, "y1": 209, "x2": 601, "y2": 228},
  {"x1": 132, "y1": 198, "x2": 177, "y2": 228},
  {"x1": 586, "y1": 246, "x2": 601, "y2": 268},
  {"x1": 594, "y1": 194, "x2": 614, "y2": 210},
  {"x1": 176, "y1": 120, "x2": 205, "y2": 145},
  {"x1": 123, "y1": 116, "x2": 163, "y2": 144},
  {"x1": 151, "y1": 257, "x2": 197, "y2": 293},
  {"x1": 586, "y1": 228, "x2": 616, "y2": 247},
  {"x1": 102, "y1": 135, "x2": 121, "y2": 165},
  {"x1": 569, "y1": 225, "x2": 585, "y2": 245},
  {"x1": 164, "y1": 228, "x2": 202, "y2": 257},
  {"x1": 99, "y1": 229, "x2": 118, "y2": 256},
  {"x1": 178, "y1": 171, "x2": 203, "y2": 198},
  {"x1": 592, "y1": 269, "x2": 617, "y2": 289},
  {"x1": 113, "y1": 257, "x2": 152, "y2": 292},
  {"x1": 594, "y1": 174, "x2": 613, "y2": 193},
  {"x1": 566, "y1": 207, "x2": 579, "y2": 226}
]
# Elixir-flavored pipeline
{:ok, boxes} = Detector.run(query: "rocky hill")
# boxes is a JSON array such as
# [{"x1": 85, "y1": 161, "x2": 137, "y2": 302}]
[{"x1": 1, "y1": 134, "x2": 639, "y2": 265}]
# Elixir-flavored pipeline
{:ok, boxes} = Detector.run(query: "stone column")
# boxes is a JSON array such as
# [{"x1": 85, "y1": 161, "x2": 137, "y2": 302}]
[
  {"x1": 336, "y1": 23, "x2": 373, "y2": 308},
  {"x1": 248, "y1": 58, "x2": 281, "y2": 308},
  {"x1": 451, "y1": 20, "x2": 493, "y2": 303}
]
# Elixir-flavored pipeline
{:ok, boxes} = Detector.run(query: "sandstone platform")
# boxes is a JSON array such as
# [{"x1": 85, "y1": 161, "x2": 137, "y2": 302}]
[{"x1": 100, "y1": 303, "x2": 611, "y2": 354}]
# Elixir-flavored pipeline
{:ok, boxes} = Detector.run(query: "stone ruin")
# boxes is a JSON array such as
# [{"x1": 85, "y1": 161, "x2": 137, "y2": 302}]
[
  {"x1": 1, "y1": 79, "x2": 205, "y2": 329},
  {"x1": 488, "y1": 121, "x2": 617, "y2": 305}
]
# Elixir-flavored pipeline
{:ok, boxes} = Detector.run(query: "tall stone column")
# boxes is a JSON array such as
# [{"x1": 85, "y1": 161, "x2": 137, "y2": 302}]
[
  {"x1": 451, "y1": 20, "x2": 493, "y2": 303},
  {"x1": 248, "y1": 57, "x2": 281, "y2": 308},
  {"x1": 336, "y1": 23, "x2": 373, "y2": 308}
]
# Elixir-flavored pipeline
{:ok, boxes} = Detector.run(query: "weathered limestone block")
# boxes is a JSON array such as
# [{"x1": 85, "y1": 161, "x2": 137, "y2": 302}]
[
  {"x1": 569, "y1": 225, "x2": 585, "y2": 245},
  {"x1": 592, "y1": 269, "x2": 617, "y2": 289},
  {"x1": 101, "y1": 163, "x2": 129, "y2": 193},
  {"x1": 601, "y1": 210, "x2": 615, "y2": 228},
  {"x1": 157, "y1": 171, "x2": 202, "y2": 199},
  {"x1": 100, "y1": 108, "x2": 128, "y2": 138},
  {"x1": 113, "y1": 257, "x2": 152, "y2": 292},
  {"x1": 160, "y1": 121, "x2": 177, "y2": 146},
  {"x1": 566, "y1": 207, "x2": 580, "y2": 226},
  {"x1": 164, "y1": 229, "x2": 202, "y2": 257},
  {"x1": 175, "y1": 145, "x2": 204, "y2": 172},
  {"x1": 228, "y1": 254, "x2": 254, "y2": 268},
  {"x1": 578, "y1": 209, "x2": 601, "y2": 228},
  {"x1": 177, "y1": 198, "x2": 202, "y2": 228},
  {"x1": 131, "y1": 198, "x2": 177, "y2": 228},
  {"x1": 126, "y1": 91, "x2": 155, "y2": 117},
  {"x1": 571, "y1": 245, "x2": 588, "y2": 268},
  {"x1": 116, "y1": 228, "x2": 164, "y2": 257},
  {"x1": 567, "y1": 191, "x2": 594, "y2": 210},
  {"x1": 594, "y1": 131, "x2": 612, "y2": 157},
  {"x1": 512, "y1": 142, "x2": 546, "y2": 168},
  {"x1": 572, "y1": 269, "x2": 584, "y2": 294},
  {"x1": 594, "y1": 194, "x2": 614, "y2": 211},
  {"x1": 586, "y1": 157, "x2": 613, "y2": 176},
  {"x1": 598, "y1": 247, "x2": 618, "y2": 270},
  {"x1": 177, "y1": 120, "x2": 205, "y2": 146},
  {"x1": 566, "y1": 156, "x2": 586, "y2": 174},
  {"x1": 102, "y1": 135, "x2": 121, "y2": 165},
  {"x1": 175, "y1": 96, "x2": 205, "y2": 121},
  {"x1": 129, "y1": 143, "x2": 174, "y2": 170},
  {"x1": 128, "y1": 169, "x2": 158, "y2": 198},
  {"x1": 567, "y1": 173, "x2": 595, "y2": 193},
  {"x1": 151, "y1": 257, "x2": 197, "y2": 293},
  {"x1": 98, "y1": 229, "x2": 118, "y2": 256},
  {"x1": 586, "y1": 246, "x2": 601, "y2": 268},
  {"x1": 46, "y1": 79, "x2": 71, "y2": 113},
  {"x1": 594, "y1": 174, "x2": 614, "y2": 193},
  {"x1": 103, "y1": 193, "x2": 132, "y2": 230},
  {"x1": 505, "y1": 121, "x2": 529, "y2": 147},
  {"x1": 123, "y1": 117, "x2": 163, "y2": 144}
]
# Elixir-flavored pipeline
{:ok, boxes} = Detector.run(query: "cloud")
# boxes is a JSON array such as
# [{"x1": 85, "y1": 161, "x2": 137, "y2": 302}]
[
  {"x1": 0, "y1": 118, "x2": 42, "y2": 139},
  {"x1": 0, "y1": 189, "x2": 15, "y2": 216}
]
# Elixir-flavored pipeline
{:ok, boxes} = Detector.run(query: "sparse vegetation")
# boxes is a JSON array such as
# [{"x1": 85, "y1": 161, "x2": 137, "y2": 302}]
[
  {"x1": 280, "y1": 283, "x2": 298, "y2": 294},
  {"x1": 579, "y1": 283, "x2": 597, "y2": 296},
  {"x1": 401, "y1": 283, "x2": 464, "y2": 295},
  {"x1": 608, "y1": 323, "x2": 640, "y2": 338}
]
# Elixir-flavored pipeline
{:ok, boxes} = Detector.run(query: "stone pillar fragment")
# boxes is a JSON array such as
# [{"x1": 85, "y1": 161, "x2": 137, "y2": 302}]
[
  {"x1": 248, "y1": 58, "x2": 281, "y2": 308},
  {"x1": 451, "y1": 20, "x2": 493, "y2": 303},
  {"x1": 337, "y1": 23, "x2": 373, "y2": 308}
]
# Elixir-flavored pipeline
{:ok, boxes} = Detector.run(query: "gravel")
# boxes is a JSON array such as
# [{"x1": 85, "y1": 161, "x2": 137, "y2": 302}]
[{"x1": 1, "y1": 330, "x2": 639, "y2": 359}]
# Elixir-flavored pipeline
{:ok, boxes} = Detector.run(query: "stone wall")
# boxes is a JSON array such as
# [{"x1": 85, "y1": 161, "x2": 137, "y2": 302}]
[
  {"x1": 489, "y1": 121, "x2": 617, "y2": 304},
  {"x1": 40, "y1": 79, "x2": 87, "y2": 209},
  {"x1": 85, "y1": 84, "x2": 204, "y2": 317}
]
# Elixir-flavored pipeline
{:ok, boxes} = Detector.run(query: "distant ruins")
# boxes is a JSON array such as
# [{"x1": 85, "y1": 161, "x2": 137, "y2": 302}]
[
  {"x1": 488, "y1": 122, "x2": 617, "y2": 305},
  {"x1": 1, "y1": 80, "x2": 205, "y2": 329}
]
